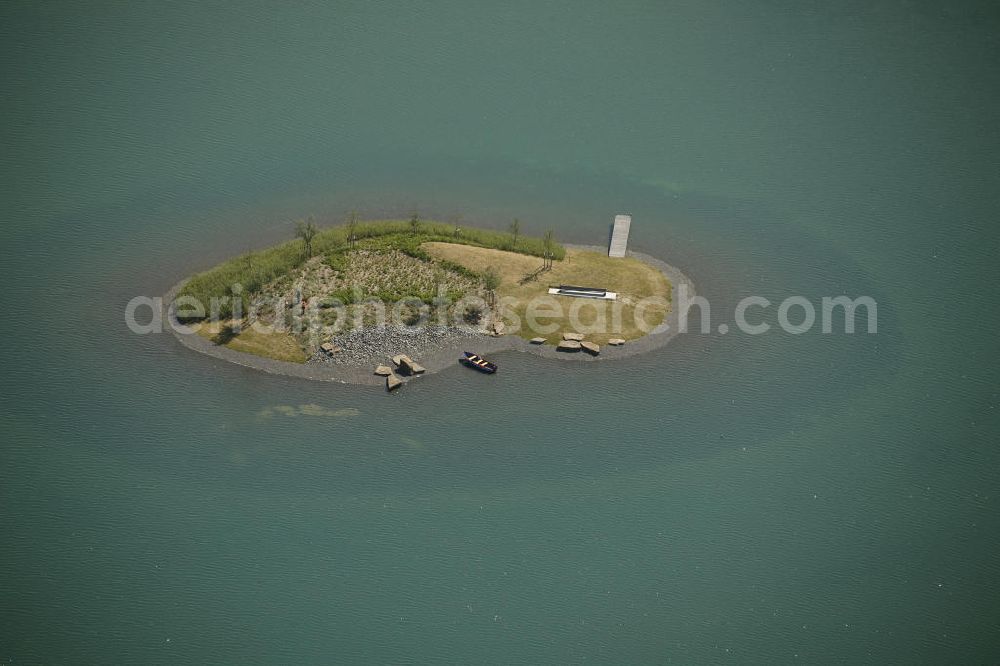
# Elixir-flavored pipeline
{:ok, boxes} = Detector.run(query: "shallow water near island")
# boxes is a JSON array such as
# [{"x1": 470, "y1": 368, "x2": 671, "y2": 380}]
[{"x1": 2, "y1": 2, "x2": 999, "y2": 663}]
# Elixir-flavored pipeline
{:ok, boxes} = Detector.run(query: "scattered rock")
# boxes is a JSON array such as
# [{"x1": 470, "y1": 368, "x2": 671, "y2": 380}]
[
  {"x1": 492, "y1": 320, "x2": 505, "y2": 336},
  {"x1": 529, "y1": 337, "x2": 547, "y2": 344},
  {"x1": 320, "y1": 342, "x2": 343, "y2": 356},
  {"x1": 386, "y1": 373, "x2": 403, "y2": 391},
  {"x1": 392, "y1": 354, "x2": 426, "y2": 375},
  {"x1": 557, "y1": 339, "x2": 582, "y2": 352},
  {"x1": 562, "y1": 332, "x2": 585, "y2": 341},
  {"x1": 581, "y1": 341, "x2": 600, "y2": 355},
  {"x1": 309, "y1": 325, "x2": 491, "y2": 368},
  {"x1": 608, "y1": 338, "x2": 626, "y2": 346},
  {"x1": 374, "y1": 365, "x2": 393, "y2": 376}
]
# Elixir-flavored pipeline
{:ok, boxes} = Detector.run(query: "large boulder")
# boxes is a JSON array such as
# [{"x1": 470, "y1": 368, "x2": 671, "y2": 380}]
[
  {"x1": 581, "y1": 341, "x2": 600, "y2": 356},
  {"x1": 320, "y1": 342, "x2": 343, "y2": 356},
  {"x1": 386, "y1": 373, "x2": 403, "y2": 391},
  {"x1": 557, "y1": 339, "x2": 582, "y2": 352},
  {"x1": 374, "y1": 365, "x2": 393, "y2": 376},
  {"x1": 529, "y1": 337, "x2": 547, "y2": 344},
  {"x1": 607, "y1": 338, "x2": 626, "y2": 346},
  {"x1": 562, "y1": 332, "x2": 585, "y2": 341},
  {"x1": 392, "y1": 354, "x2": 426, "y2": 375}
]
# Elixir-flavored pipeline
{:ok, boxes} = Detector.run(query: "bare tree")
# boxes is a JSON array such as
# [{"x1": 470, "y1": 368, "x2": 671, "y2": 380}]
[
  {"x1": 542, "y1": 229, "x2": 555, "y2": 270},
  {"x1": 509, "y1": 218, "x2": 521, "y2": 250},
  {"x1": 346, "y1": 211, "x2": 358, "y2": 249},
  {"x1": 483, "y1": 266, "x2": 501, "y2": 306},
  {"x1": 295, "y1": 217, "x2": 318, "y2": 257}
]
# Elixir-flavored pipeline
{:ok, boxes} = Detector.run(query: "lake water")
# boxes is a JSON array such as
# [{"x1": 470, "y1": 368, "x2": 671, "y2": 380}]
[{"x1": 2, "y1": 1, "x2": 998, "y2": 662}]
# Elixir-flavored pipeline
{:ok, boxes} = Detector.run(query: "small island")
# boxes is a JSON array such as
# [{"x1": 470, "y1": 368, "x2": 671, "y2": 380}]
[{"x1": 166, "y1": 216, "x2": 693, "y2": 387}]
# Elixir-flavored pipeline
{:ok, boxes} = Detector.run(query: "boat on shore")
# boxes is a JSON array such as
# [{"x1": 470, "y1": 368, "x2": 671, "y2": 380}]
[{"x1": 460, "y1": 352, "x2": 498, "y2": 374}]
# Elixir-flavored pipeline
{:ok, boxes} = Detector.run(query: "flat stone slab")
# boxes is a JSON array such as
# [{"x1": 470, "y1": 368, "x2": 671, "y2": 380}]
[
  {"x1": 386, "y1": 373, "x2": 403, "y2": 391},
  {"x1": 557, "y1": 339, "x2": 582, "y2": 351},
  {"x1": 562, "y1": 332, "x2": 585, "y2": 341},
  {"x1": 392, "y1": 354, "x2": 425, "y2": 375},
  {"x1": 581, "y1": 341, "x2": 600, "y2": 355},
  {"x1": 374, "y1": 365, "x2": 393, "y2": 376},
  {"x1": 320, "y1": 342, "x2": 343, "y2": 355},
  {"x1": 529, "y1": 337, "x2": 547, "y2": 344},
  {"x1": 607, "y1": 338, "x2": 626, "y2": 346}
]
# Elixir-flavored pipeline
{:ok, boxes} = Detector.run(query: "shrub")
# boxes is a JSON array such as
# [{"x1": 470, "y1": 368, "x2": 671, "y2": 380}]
[
  {"x1": 327, "y1": 288, "x2": 357, "y2": 306},
  {"x1": 463, "y1": 305, "x2": 483, "y2": 325}
]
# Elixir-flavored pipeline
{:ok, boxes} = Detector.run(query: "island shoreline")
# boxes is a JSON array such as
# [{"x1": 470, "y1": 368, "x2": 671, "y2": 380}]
[{"x1": 162, "y1": 244, "x2": 696, "y2": 387}]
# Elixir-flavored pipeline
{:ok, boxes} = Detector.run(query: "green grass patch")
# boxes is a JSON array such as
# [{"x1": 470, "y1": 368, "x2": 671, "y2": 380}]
[
  {"x1": 176, "y1": 219, "x2": 564, "y2": 321},
  {"x1": 195, "y1": 322, "x2": 308, "y2": 364},
  {"x1": 423, "y1": 244, "x2": 672, "y2": 344}
]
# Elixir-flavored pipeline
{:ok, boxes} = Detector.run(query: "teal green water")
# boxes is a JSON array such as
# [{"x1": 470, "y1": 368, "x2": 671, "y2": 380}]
[{"x1": 2, "y1": 1, "x2": 999, "y2": 662}]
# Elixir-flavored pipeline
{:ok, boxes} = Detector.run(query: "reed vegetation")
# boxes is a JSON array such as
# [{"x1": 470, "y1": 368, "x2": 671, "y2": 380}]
[{"x1": 176, "y1": 219, "x2": 565, "y2": 321}]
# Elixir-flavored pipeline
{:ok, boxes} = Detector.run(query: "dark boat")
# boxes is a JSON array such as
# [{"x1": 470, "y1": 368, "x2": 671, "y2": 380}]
[{"x1": 460, "y1": 352, "x2": 498, "y2": 374}]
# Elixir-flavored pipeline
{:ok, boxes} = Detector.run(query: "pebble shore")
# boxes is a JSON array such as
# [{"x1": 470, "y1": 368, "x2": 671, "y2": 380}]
[{"x1": 309, "y1": 325, "x2": 492, "y2": 366}]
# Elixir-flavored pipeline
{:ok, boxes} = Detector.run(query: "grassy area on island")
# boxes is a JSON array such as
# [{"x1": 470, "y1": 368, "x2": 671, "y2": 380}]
[
  {"x1": 423, "y1": 243, "x2": 671, "y2": 345},
  {"x1": 174, "y1": 217, "x2": 670, "y2": 362},
  {"x1": 174, "y1": 218, "x2": 566, "y2": 362},
  {"x1": 176, "y1": 218, "x2": 565, "y2": 321},
  {"x1": 193, "y1": 321, "x2": 309, "y2": 364}
]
